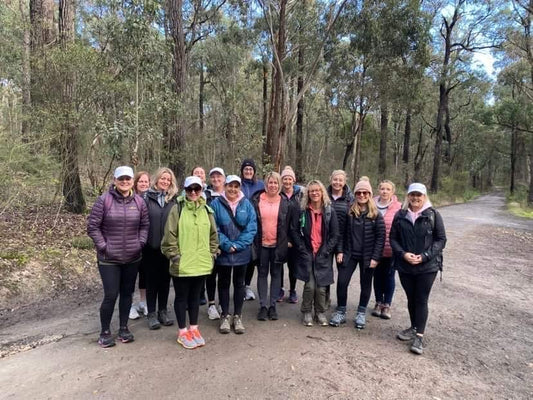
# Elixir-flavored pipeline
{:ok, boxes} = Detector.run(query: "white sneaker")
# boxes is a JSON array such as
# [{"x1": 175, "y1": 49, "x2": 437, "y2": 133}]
[
  {"x1": 208, "y1": 304, "x2": 221, "y2": 320},
  {"x1": 129, "y1": 305, "x2": 140, "y2": 320},
  {"x1": 244, "y1": 286, "x2": 256, "y2": 301},
  {"x1": 137, "y1": 301, "x2": 148, "y2": 316}
]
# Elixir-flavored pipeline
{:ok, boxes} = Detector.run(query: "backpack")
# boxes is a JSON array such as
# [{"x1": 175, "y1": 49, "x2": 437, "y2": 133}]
[{"x1": 426, "y1": 208, "x2": 444, "y2": 275}]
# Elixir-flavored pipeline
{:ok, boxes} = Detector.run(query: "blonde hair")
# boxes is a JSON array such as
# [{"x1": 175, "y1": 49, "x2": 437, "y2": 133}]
[
  {"x1": 264, "y1": 171, "x2": 282, "y2": 195},
  {"x1": 151, "y1": 167, "x2": 179, "y2": 202},
  {"x1": 402, "y1": 193, "x2": 430, "y2": 210},
  {"x1": 350, "y1": 195, "x2": 379, "y2": 219},
  {"x1": 329, "y1": 170, "x2": 347, "y2": 183},
  {"x1": 379, "y1": 180, "x2": 396, "y2": 193},
  {"x1": 301, "y1": 180, "x2": 331, "y2": 210}
]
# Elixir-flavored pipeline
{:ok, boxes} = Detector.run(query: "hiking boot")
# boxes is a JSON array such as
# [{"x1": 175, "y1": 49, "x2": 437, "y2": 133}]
[
  {"x1": 354, "y1": 311, "x2": 366, "y2": 329},
  {"x1": 233, "y1": 315, "x2": 245, "y2": 334},
  {"x1": 177, "y1": 330, "x2": 197, "y2": 349},
  {"x1": 158, "y1": 309, "x2": 174, "y2": 326},
  {"x1": 302, "y1": 312, "x2": 313, "y2": 326},
  {"x1": 190, "y1": 327, "x2": 205, "y2": 347},
  {"x1": 147, "y1": 312, "x2": 161, "y2": 330},
  {"x1": 268, "y1": 306, "x2": 278, "y2": 320},
  {"x1": 245, "y1": 286, "x2": 256, "y2": 301},
  {"x1": 118, "y1": 326, "x2": 134, "y2": 343},
  {"x1": 315, "y1": 312, "x2": 328, "y2": 326},
  {"x1": 257, "y1": 306, "x2": 268, "y2": 321},
  {"x1": 219, "y1": 315, "x2": 232, "y2": 334},
  {"x1": 137, "y1": 301, "x2": 148, "y2": 316},
  {"x1": 329, "y1": 310, "x2": 346, "y2": 327},
  {"x1": 199, "y1": 295, "x2": 207, "y2": 306},
  {"x1": 208, "y1": 304, "x2": 221, "y2": 320},
  {"x1": 410, "y1": 335, "x2": 424, "y2": 355},
  {"x1": 98, "y1": 330, "x2": 115, "y2": 348},
  {"x1": 397, "y1": 327, "x2": 417, "y2": 341},
  {"x1": 277, "y1": 288, "x2": 285, "y2": 302},
  {"x1": 129, "y1": 305, "x2": 140, "y2": 320},
  {"x1": 380, "y1": 304, "x2": 391, "y2": 320},
  {"x1": 288, "y1": 290, "x2": 298, "y2": 304},
  {"x1": 371, "y1": 302, "x2": 382, "y2": 317}
]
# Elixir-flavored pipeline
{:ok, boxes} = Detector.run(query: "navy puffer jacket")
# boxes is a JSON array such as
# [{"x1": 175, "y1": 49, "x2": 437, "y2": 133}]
[
  {"x1": 342, "y1": 210, "x2": 385, "y2": 268},
  {"x1": 87, "y1": 185, "x2": 149, "y2": 264},
  {"x1": 327, "y1": 184, "x2": 354, "y2": 253}
]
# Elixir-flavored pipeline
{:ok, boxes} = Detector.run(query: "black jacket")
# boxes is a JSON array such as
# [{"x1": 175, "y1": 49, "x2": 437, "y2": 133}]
[
  {"x1": 294, "y1": 206, "x2": 339, "y2": 286},
  {"x1": 342, "y1": 210, "x2": 385, "y2": 268},
  {"x1": 252, "y1": 191, "x2": 298, "y2": 264},
  {"x1": 327, "y1": 184, "x2": 354, "y2": 253},
  {"x1": 389, "y1": 207, "x2": 446, "y2": 275},
  {"x1": 144, "y1": 189, "x2": 177, "y2": 250}
]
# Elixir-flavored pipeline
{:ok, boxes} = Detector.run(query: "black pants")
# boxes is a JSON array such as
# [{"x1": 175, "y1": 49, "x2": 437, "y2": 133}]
[
  {"x1": 98, "y1": 261, "x2": 139, "y2": 333},
  {"x1": 280, "y1": 247, "x2": 297, "y2": 292},
  {"x1": 144, "y1": 247, "x2": 171, "y2": 313},
  {"x1": 398, "y1": 271, "x2": 437, "y2": 335},
  {"x1": 373, "y1": 257, "x2": 396, "y2": 305},
  {"x1": 336, "y1": 257, "x2": 374, "y2": 310},
  {"x1": 244, "y1": 260, "x2": 257, "y2": 286},
  {"x1": 205, "y1": 268, "x2": 217, "y2": 303},
  {"x1": 217, "y1": 264, "x2": 246, "y2": 316},
  {"x1": 172, "y1": 276, "x2": 206, "y2": 329},
  {"x1": 258, "y1": 247, "x2": 282, "y2": 308}
]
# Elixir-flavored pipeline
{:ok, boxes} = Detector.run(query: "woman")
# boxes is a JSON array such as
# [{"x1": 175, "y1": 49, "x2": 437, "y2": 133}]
[
  {"x1": 211, "y1": 175, "x2": 257, "y2": 334},
  {"x1": 161, "y1": 176, "x2": 219, "y2": 349},
  {"x1": 252, "y1": 171, "x2": 294, "y2": 321},
  {"x1": 371, "y1": 180, "x2": 402, "y2": 319},
  {"x1": 390, "y1": 183, "x2": 446, "y2": 355},
  {"x1": 143, "y1": 168, "x2": 179, "y2": 330},
  {"x1": 240, "y1": 159, "x2": 265, "y2": 301},
  {"x1": 88, "y1": 166, "x2": 149, "y2": 348},
  {"x1": 205, "y1": 167, "x2": 226, "y2": 321},
  {"x1": 294, "y1": 180, "x2": 338, "y2": 326},
  {"x1": 128, "y1": 171, "x2": 151, "y2": 320},
  {"x1": 279, "y1": 166, "x2": 303, "y2": 303},
  {"x1": 329, "y1": 179, "x2": 385, "y2": 329}
]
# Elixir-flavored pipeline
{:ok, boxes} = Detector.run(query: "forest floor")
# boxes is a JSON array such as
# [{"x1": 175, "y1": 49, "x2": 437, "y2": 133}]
[{"x1": 0, "y1": 192, "x2": 532, "y2": 399}]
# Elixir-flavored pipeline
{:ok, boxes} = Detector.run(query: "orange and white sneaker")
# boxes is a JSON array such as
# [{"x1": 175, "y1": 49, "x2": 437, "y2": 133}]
[
  {"x1": 190, "y1": 328, "x2": 205, "y2": 347},
  {"x1": 177, "y1": 330, "x2": 197, "y2": 349}
]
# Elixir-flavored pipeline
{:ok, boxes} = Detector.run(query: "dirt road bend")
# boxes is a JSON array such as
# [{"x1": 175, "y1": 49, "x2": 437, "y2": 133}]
[{"x1": 1, "y1": 193, "x2": 532, "y2": 399}]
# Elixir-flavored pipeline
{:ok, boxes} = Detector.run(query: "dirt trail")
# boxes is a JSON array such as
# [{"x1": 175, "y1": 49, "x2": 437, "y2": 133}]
[{"x1": 1, "y1": 193, "x2": 532, "y2": 400}]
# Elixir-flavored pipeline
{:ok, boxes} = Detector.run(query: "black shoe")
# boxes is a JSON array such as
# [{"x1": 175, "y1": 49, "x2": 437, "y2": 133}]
[
  {"x1": 410, "y1": 335, "x2": 424, "y2": 355},
  {"x1": 147, "y1": 312, "x2": 161, "y2": 330},
  {"x1": 257, "y1": 306, "x2": 268, "y2": 321},
  {"x1": 118, "y1": 327, "x2": 134, "y2": 343},
  {"x1": 158, "y1": 309, "x2": 174, "y2": 326},
  {"x1": 268, "y1": 306, "x2": 278, "y2": 320},
  {"x1": 98, "y1": 330, "x2": 115, "y2": 348},
  {"x1": 199, "y1": 296, "x2": 207, "y2": 306}
]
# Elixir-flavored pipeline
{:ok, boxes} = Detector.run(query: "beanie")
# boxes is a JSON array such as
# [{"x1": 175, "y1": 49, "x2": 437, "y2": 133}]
[
  {"x1": 281, "y1": 166, "x2": 296, "y2": 181},
  {"x1": 354, "y1": 179, "x2": 373, "y2": 196}
]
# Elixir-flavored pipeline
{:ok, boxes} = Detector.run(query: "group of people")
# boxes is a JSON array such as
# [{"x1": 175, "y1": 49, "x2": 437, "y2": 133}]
[{"x1": 87, "y1": 160, "x2": 446, "y2": 355}]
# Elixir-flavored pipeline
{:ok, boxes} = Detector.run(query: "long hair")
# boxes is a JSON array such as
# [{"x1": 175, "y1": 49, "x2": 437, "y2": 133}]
[
  {"x1": 264, "y1": 171, "x2": 282, "y2": 195},
  {"x1": 301, "y1": 180, "x2": 331, "y2": 210},
  {"x1": 151, "y1": 167, "x2": 179, "y2": 202},
  {"x1": 350, "y1": 196, "x2": 379, "y2": 219},
  {"x1": 134, "y1": 171, "x2": 150, "y2": 194}
]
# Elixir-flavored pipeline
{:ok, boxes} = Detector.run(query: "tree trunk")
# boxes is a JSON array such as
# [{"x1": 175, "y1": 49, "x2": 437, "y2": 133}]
[
  {"x1": 403, "y1": 108, "x2": 411, "y2": 163},
  {"x1": 510, "y1": 124, "x2": 517, "y2": 195},
  {"x1": 166, "y1": 0, "x2": 187, "y2": 182},
  {"x1": 431, "y1": 82, "x2": 447, "y2": 192},
  {"x1": 59, "y1": 0, "x2": 85, "y2": 213},
  {"x1": 20, "y1": 0, "x2": 31, "y2": 142},
  {"x1": 378, "y1": 102, "x2": 388, "y2": 178},
  {"x1": 295, "y1": 41, "x2": 304, "y2": 182},
  {"x1": 528, "y1": 138, "x2": 533, "y2": 206},
  {"x1": 199, "y1": 58, "x2": 205, "y2": 135},
  {"x1": 262, "y1": 60, "x2": 268, "y2": 158}
]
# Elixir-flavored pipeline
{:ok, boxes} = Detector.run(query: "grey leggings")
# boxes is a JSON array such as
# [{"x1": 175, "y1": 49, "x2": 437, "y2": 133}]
[{"x1": 257, "y1": 247, "x2": 282, "y2": 308}]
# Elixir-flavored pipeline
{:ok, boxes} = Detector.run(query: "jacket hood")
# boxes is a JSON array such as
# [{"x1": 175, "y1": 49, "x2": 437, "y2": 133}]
[
  {"x1": 327, "y1": 184, "x2": 353, "y2": 201},
  {"x1": 108, "y1": 184, "x2": 135, "y2": 201}
]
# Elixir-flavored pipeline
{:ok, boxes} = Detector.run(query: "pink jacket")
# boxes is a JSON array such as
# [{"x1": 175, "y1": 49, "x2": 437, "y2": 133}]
[{"x1": 374, "y1": 195, "x2": 402, "y2": 258}]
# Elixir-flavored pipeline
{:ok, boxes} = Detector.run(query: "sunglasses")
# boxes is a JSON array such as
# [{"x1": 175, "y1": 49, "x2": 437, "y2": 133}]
[
  {"x1": 186, "y1": 186, "x2": 202, "y2": 193},
  {"x1": 355, "y1": 191, "x2": 369, "y2": 196},
  {"x1": 117, "y1": 176, "x2": 132, "y2": 181}
]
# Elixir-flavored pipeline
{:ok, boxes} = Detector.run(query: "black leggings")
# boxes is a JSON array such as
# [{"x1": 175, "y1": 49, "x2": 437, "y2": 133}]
[
  {"x1": 244, "y1": 260, "x2": 256, "y2": 286},
  {"x1": 98, "y1": 261, "x2": 139, "y2": 333},
  {"x1": 336, "y1": 257, "x2": 374, "y2": 310},
  {"x1": 144, "y1": 247, "x2": 171, "y2": 313},
  {"x1": 280, "y1": 247, "x2": 297, "y2": 292},
  {"x1": 258, "y1": 247, "x2": 282, "y2": 308},
  {"x1": 398, "y1": 271, "x2": 437, "y2": 335},
  {"x1": 217, "y1": 264, "x2": 246, "y2": 316},
  {"x1": 205, "y1": 269, "x2": 217, "y2": 303},
  {"x1": 172, "y1": 276, "x2": 206, "y2": 329}
]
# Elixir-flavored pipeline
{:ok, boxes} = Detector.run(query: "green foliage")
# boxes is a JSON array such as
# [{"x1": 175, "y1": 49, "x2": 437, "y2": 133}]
[{"x1": 71, "y1": 236, "x2": 94, "y2": 250}]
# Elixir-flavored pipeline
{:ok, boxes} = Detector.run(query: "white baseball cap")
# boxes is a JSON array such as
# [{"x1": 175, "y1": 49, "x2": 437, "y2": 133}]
[
  {"x1": 209, "y1": 167, "x2": 225, "y2": 176},
  {"x1": 114, "y1": 166, "x2": 134, "y2": 179},
  {"x1": 225, "y1": 175, "x2": 241, "y2": 185},
  {"x1": 184, "y1": 176, "x2": 203, "y2": 188},
  {"x1": 407, "y1": 183, "x2": 427, "y2": 195}
]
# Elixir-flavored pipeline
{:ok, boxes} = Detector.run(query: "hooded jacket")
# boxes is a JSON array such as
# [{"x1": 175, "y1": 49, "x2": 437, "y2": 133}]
[
  {"x1": 327, "y1": 184, "x2": 354, "y2": 253},
  {"x1": 374, "y1": 195, "x2": 402, "y2": 258},
  {"x1": 144, "y1": 188, "x2": 178, "y2": 250},
  {"x1": 87, "y1": 185, "x2": 149, "y2": 264},
  {"x1": 342, "y1": 209, "x2": 386, "y2": 268}
]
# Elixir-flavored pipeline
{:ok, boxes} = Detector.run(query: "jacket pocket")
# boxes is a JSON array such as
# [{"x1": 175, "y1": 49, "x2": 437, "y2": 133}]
[{"x1": 169, "y1": 255, "x2": 181, "y2": 276}]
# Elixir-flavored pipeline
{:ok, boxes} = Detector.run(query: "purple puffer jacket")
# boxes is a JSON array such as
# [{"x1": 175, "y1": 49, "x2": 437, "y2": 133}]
[{"x1": 87, "y1": 185, "x2": 149, "y2": 264}]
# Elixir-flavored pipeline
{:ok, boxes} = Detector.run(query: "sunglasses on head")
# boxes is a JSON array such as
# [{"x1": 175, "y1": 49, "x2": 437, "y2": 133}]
[
  {"x1": 186, "y1": 186, "x2": 202, "y2": 193},
  {"x1": 117, "y1": 176, "x2": 132, "y2": 181},
  {"x1": 355, "y1": 191, "x2": 369, "y2": 196}
]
